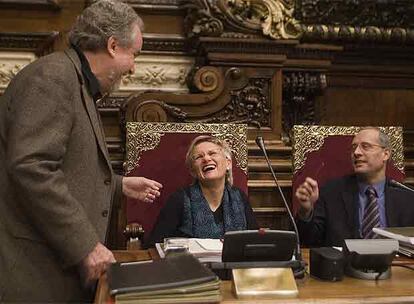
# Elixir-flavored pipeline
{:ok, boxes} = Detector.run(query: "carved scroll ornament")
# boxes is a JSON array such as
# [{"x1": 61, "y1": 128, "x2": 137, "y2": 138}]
[
  {"x1": 183, "y1": 0, "x2": 301, "y2": 40},
  {"x1": 182, "y1": 0, "x2": 414, "y2": 44}
]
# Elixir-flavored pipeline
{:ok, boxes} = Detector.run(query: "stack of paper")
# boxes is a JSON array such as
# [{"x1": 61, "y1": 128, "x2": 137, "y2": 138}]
[
  {"x1": 156, "y1": 238, "x2": 223, "y2": 263},
  {"x1": 373, "y1": 227, "x2": 414, "y2": 257},
  {"x1": 108, "y1": 254, "x2": 221, "y2": 304}
]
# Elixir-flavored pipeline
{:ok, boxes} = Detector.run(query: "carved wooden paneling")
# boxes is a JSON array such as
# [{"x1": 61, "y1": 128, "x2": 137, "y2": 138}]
[
  {"x1": 121, "y1": 54, "x2": 194, "y2": 93},
  {"x1": 126, "y1": 66, "x2": 280, "y2": 137},
  {"x1": 282, "y1": 71, "x2": 327, "y2": 141},
  {"x1": 0, "y1": 52, "x2": 36, "y2": 92},
  {"x1": 2, "y1": 0, "x2": 414, "y2": 248},
  {"x1": 0, "y1": 0, "x2": 61, "y2": 10},
  {"x1": 0, "y1": 32, "x2": 58, "y2": 56}
]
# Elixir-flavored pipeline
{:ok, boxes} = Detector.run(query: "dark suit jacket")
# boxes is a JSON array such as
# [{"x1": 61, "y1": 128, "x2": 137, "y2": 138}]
[
  {"x1": 296, "y1": 175, "x2": 414, "y2": 247},
  {"x1": 0, "y1": 49, "x2": 122, "y2": 302}
]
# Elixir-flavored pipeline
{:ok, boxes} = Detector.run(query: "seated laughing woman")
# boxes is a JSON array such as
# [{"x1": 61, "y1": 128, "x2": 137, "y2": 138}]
[{"x1": 144, "y1": 135, "x2": 258, "y2": 248}]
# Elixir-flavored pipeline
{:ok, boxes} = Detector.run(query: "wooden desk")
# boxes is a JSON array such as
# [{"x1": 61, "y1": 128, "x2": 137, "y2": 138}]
[{"x1": 95, "y1": 250, "x2": 414, "y2": 304}]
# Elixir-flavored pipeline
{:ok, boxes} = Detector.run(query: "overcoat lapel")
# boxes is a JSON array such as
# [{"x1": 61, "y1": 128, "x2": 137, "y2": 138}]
[
  {"x1": 342, "y1": 176, "x2": 360, "y2": 238},
  {"x1": 65, "y1": 49, "x2": 112, "y2": 170},
  {"x1": 384, "y1": 179, "x2": 398, "y2": 226}
]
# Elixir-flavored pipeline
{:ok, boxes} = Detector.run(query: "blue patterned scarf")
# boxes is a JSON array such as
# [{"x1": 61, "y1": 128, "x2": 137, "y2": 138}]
[{"x1": 179, "y1": 182, "x2": 247, "y2": 238}]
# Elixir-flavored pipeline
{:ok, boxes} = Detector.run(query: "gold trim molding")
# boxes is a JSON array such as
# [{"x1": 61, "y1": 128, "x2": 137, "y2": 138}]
[
  {"x1": 0, "y1": 52, "x2": 36, "y2": 92},
  {"x1": 120, "y1": 55, "x2": 194, "y2": 93},
  {"x1": 126, "y1": 122, "x2": 248, "y2": 175},
  {"x1": 292, "y1": 125, "x2": 404, "y2": 174}
]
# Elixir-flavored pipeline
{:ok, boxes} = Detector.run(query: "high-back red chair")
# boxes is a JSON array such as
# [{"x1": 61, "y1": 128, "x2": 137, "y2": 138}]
[
  {"x1": 291, "y1": 125, "x2": 405, "y2": 215},
  {"x1": 124, "y1": 122, "x2": 248, "y2": 241}
]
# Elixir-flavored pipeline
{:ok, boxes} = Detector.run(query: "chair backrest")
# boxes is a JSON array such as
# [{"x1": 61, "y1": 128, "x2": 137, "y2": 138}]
[
  {"x1": 125, "y1": 122, "x2": 248, "y2": 237},
  {"x1": 291, "y1": 125, "x2": 405, "y2": 214}
]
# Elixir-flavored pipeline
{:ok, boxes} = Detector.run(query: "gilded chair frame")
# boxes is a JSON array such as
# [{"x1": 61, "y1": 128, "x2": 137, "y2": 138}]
[
  {"x1": 292, "y1": 125, "x2": 404, "y2": 175},
  {"x1": 125, "y1": 122, "x2": 248, "y2": 175}
]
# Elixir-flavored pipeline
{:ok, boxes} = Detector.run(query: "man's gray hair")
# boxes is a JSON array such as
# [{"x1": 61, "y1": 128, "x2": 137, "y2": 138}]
[
  {"x1": 68, "y1": 0, "x2": 144, "y2": 51},
  {"x1": 378, "y1": 129, "x2": 390, "y2": 149},
  {"x1": 361, "y1": 127, "x2": 390, "y2": 149}
]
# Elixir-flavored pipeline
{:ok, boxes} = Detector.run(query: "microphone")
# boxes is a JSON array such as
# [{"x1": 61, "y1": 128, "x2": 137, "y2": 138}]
[
  {"x1": 255, "y1": 136, "x2": 302, "y2": 262},
  {"x1": 389, "y1": 179, "x2": 414, "y2": 193}
]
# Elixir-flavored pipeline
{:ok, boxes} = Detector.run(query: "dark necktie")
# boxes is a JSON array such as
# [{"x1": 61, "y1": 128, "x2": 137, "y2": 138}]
[{"x1": 362, "y1": 186, "x2": 380, "y2": 239}]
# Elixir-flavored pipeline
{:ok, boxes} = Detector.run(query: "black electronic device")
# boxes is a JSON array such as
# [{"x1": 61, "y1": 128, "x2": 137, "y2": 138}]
[
  {"x1": 343, "y1": 239, "x2": 398, "y2": 280},
  {"x1": 310, "y1": 247, "x2": 344, "y2": 281},
  {"x1": 222, "y1": 229, "x2": 296, "y2": 263}
]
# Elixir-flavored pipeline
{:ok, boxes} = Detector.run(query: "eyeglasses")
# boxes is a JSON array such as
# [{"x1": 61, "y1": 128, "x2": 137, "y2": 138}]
[{"x1": 351, "y1": 142, "x2": 385, "y2": 152}]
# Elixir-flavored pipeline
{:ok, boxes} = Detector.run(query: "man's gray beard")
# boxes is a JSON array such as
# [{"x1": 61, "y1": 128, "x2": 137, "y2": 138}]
[{"x1": 107, "y1": 70, "x2": 123, "y2": 93}]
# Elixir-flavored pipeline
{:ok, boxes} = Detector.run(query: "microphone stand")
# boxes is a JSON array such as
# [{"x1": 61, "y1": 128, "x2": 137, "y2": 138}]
[
  {"x1": 255, "y1": 136, "x2": 303, "y2": 263},
  {"x1": 389, "y1": 179, "x2": 414, "y2": 193}
]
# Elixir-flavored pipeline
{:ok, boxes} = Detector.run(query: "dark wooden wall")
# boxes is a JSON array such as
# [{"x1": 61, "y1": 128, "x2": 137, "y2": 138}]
[{"x1": 1, "y1": 0, "x2": 414, "y2": 249}]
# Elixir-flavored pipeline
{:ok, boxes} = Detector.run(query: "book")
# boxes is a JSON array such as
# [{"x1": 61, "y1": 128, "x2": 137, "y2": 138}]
[
  {"x1": 373, "y1": 227, "x2": 414, "y2": 245},
  {"x1": 108, "y1": 253, "x2": 219, "y2": 297},
  {"x1": 232, "y1": 267, "x2": 298, "y2": 298},
  {"x1": 115, "y1": 279, "x2": 221, "y2": 304}
]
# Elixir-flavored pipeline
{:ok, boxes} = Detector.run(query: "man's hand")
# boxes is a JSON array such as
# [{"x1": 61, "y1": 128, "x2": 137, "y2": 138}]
[
  {"x1": 295, "y1": 177, "x2": 319, "y2": 218},
  {"x1": 122, "y1": 176, "x2": 162, "y2": 203},
  {"x1": 80, "y1": 242, "x2": 115, "y2": 288}
]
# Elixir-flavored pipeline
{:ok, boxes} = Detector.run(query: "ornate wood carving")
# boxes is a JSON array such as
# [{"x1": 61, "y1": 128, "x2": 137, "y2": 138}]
[
  {"x1": 0, "y1": 0, "x2": 61, "y2": 10},
  {"x1": 295, "y1": 0, "x2": 413, "y2": 28},
  {"x1": 0, "y1": 32, "x2": 59, "y2": 57},
  {"x1": 0, "y1": 52, "x2": 36, "y2": 92},
  {"x1": 182, "y1": 0, "x2": 301, "y2": 40},
  {"x1": 96, "y1": 95, "x2": 127, "y2": 175},
  {"x1": 142, "y1": 34, "x2": 187, "y2": 53},
  {"x1": 120, "y1": 55, "x2": 194, "y2": 93},
  {"x1": 282, "y1": 71, "x2": 326, "y2": 141},
  {"x1": 126, "y1": 66, "x2": 275, "y2": 130},
  {"x1": 200, "y1": 77, "x2": 271, "y2": 128},
  {"x1": 181, "y1": 0, "x2": 414, "y2": 45},
  {"x1": 86, "y1": 0, "x2": 182, "y2": 12},
  {"x1": 0, "y1": 32, "x2": 57, "y2": 91},
  {"x1": 295, "y1": 0, "x2": 414, "y2": 44}
]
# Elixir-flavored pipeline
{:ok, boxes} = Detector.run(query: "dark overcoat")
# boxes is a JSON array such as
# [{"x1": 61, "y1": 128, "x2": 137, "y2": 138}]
[{"x1": 0, "y1": 49, "x2": 122, "y2": 302}]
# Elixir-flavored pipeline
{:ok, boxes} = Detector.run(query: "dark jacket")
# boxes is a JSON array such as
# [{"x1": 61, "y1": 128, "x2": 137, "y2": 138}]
[
  {"x1": 296, "y1": 175, "x2": 414, "y2": 247},
  {"x1": 145, "y1": 185, "x2": 258, "y2": 248}
]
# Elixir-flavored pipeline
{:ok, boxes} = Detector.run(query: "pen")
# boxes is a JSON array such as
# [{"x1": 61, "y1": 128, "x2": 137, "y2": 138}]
[{"x1": 120, "y1": 260, "x2": 153, "y2": 266}]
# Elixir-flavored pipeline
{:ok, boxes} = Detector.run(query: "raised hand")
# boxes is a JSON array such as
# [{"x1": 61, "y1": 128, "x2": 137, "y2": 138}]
[
  {"x1": 295, "y1": 177, "x2": 319, "y2": 218},
  {"x1": 122, "y1": 176, "x2": 162, "y2": 203}
]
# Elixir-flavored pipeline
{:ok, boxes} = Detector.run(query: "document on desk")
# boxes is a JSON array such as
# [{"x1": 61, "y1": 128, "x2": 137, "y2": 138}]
[
  {"x1": 156, "y1": 238, "x2": 223, "y2": 263},
  {"x1": 373, "y1": 227, "x2": 414, "y2": 257},
  {"x1": 373, "y1": 227, "x2": 414, "y2": 245}
]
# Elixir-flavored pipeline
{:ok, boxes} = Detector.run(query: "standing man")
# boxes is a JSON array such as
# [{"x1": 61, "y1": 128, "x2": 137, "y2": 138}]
[
  {"x1": 0, "y1": 0, "x2": 161, "y2": 302},
  {"x1": 295, "y1": 127, "x2": 414, "y2": 247}
]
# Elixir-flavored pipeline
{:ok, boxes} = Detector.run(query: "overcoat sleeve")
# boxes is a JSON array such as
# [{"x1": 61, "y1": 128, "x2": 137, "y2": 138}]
[{"x1": 6, "y1": 58, "x2": 99, "y2": 267}]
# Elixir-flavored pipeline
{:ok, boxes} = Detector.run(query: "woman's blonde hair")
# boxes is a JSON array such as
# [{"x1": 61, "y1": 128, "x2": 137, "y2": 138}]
[{"x1": 185, "y1": 135, "x2": 233, "y2": 185}]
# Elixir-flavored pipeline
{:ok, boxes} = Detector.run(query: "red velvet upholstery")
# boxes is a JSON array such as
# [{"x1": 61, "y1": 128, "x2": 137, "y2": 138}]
[
  {"x1": 292, "y1": 127, "x2": 405, "y2": 215},
  {"x1": 125, "y1": 123, "x2": 248, "y2": 238}
]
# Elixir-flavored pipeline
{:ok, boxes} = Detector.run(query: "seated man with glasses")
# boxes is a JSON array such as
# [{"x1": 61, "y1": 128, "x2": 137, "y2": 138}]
[{"x1": 295, "y1": 127, "x2": 414, "y2": 247}]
